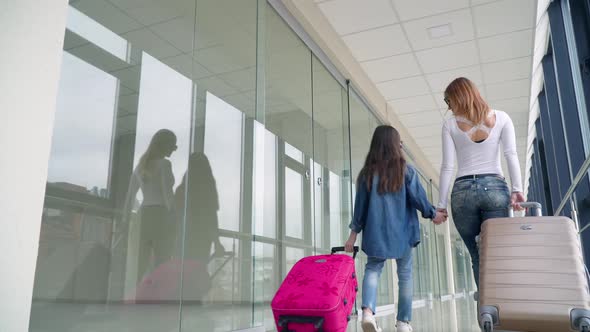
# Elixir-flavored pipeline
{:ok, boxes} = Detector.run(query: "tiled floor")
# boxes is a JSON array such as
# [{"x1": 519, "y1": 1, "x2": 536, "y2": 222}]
[{"x1": 30, "y1": 297, "x2": 480, "y2": 331}]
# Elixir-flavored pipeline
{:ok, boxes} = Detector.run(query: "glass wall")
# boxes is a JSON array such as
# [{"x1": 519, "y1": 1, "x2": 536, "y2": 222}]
[
  {"x1": 30, "y1": 1, "x2": 475, "y2": 331},
  {"x1": 527, "y1": 0, "x2": 590, "y2": 266}
]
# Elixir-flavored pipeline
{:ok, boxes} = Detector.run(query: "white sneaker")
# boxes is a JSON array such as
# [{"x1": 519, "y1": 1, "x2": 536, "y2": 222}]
[
  {"x1": 396, "y1": 320, "x2": 413, "y2": 332},
  {"x1": 361, "y1": 313, "x2": 382, "y2": 332}
]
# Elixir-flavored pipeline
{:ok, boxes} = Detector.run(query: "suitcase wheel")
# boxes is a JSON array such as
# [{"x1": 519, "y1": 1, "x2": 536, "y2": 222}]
[
  {"x1": 343, "y1": 299, "x2": 348, "y2": 306},
  {"x1": 351, "y1": 272, "x2": 356, "y2": 279},
  {"x1": 355, "y1": 286, "x2": 358, "y2": 292},
  {"x1": 483, "y1": 321, "x2": 492, "y2": 332},
  {"x1": 347, "y1": 315, "x2": 351, "y2": 322}
]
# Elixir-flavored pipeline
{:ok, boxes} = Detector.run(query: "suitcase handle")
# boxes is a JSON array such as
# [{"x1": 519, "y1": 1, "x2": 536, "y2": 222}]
[
  {"x1": 331, "y1": 246, "x2": 359, "y2": 259},
  {"x1": 278, "y1": 315, "x2": 324, "y2": 332},
  {"x1": 508, "y1": 201, "x2": 542, "y2": 217}
]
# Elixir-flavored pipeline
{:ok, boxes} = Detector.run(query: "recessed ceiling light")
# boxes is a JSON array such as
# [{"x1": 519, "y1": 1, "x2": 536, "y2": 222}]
[{"x1": 428, "y1": 24, "x2": 453, "y2": 39}]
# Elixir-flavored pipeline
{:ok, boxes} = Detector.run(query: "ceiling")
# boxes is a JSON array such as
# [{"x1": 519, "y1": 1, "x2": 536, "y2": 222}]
[{"x1": 313, "y1": 0, "x2": 537, "y2": 175}]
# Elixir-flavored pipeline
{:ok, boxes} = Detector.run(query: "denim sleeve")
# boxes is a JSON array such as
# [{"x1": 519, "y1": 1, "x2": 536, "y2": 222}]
[
  {"x1": 406, "y1": 167, "x2": 436, "y2": 219},
  {"x1": 349, "y1": 179, "x2": 369, "y2": 233}
]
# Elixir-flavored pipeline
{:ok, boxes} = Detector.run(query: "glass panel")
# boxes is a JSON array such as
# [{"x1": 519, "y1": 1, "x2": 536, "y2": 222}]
[
  {"x1": 285, "y1": 142, "x2": 304, "y2": 163},
  {"x1": 253, "y1": 122, "x2": 277, "y2": 239},
  {"x1": 285, "y1": 167, "x2": 304, "y2": 239},
  {"x1": 46, "y1": 52, "x2": 116, "y2": 194},
  {"x1": 311, "y1": 55, "x2": 351, "y2": 254},
  {"x1": 31, "y1": 1, "x2": 197, "y2": 331},
  {"x1": 264, "y1": 6, "x2": 313, "y2": 158},
  {"x1": 203, "y1": 93, "x2": 244, "y2": 233},
  {"x1": 180, "y1": 0, "x2": 257, "y2": 330},
  {"x1": 285, "y1": 247, "x2": 305, "y2": 273}
]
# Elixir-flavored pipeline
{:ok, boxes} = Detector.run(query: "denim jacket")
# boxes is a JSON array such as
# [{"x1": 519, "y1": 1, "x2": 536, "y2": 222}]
[{"x1": 349, "y1": 165, "x2": 436, "y2": 259}]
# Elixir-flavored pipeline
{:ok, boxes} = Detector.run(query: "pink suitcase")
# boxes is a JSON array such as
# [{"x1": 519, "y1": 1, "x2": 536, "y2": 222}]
[
  {"x1": 271, "y1": 247, "x2": 359, "y2": 332},
  {"x1": 478, "y1": 202, "x2": 590, "y2": 332}
]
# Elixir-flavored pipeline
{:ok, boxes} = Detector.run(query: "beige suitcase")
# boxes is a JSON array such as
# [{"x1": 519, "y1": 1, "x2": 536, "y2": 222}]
[{"x1": 478, "y1": 202, "x2": 590, "y2": 332}]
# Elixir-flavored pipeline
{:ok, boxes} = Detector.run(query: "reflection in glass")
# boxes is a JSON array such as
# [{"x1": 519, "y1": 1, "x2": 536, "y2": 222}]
[
  {"x1": 285, "y1": 247, "x2": 305, "y2": 273},
  {"x1": 47, "y1": 52, "x2": 117, "y2": 193},
  {"x1": 125, "y1": 129, "x2": 178, "y2": 286},
  {"x1": 66, "y1": 6, "x2": 128, "y2": 61},
  {"x1": 204, "y1": 93, "x2": 244, "y2": 233},
  {"x1": 285, "y1": 142, "x2": 304, "y2": 162},
  {"x1": 253, "y1": 122, "x2": 277, "y2": 238},
  {"x1": 285, "y1": 167, "x2": 304, "y2": 239}
]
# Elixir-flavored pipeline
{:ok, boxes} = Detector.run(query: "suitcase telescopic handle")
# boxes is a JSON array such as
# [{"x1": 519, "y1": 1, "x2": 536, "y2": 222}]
[
  {"x1": 331, "y1": 246, "x2": 359, "y2": 259},
  {"x1": 278, "y1": 315, "x2": 324, "y2": 332},
  {"x1": 508, "y1": 201, "x2": 542, "y2": 217}
]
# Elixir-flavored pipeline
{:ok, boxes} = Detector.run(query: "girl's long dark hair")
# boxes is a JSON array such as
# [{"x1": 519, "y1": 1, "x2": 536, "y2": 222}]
[{"x1": 358, "y1": 125, "x2": 406, "y2": 194}]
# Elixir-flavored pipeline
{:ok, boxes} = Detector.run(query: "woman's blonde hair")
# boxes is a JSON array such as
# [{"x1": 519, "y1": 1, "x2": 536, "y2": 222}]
[
  {"x1": 137, "y1": 129, "x2": 176, "y2": 179},
  {"x1": 444, "y1": 77, "x2": 490, "y2": 124}
]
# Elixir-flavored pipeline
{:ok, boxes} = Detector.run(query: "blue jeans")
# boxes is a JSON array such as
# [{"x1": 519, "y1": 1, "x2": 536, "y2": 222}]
[
  {"x1": 361, "y1": 249, "x2": 413, "y2": 322},
  {"x1": 450, "y1": 175, "x2": 510, "y2": 288}
]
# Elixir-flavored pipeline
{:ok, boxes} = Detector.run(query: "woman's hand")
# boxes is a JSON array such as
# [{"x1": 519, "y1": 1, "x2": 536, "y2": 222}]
[
  {"x1": 511, "y1": 192, "x2": 525, "y2": 211},
  {"x1": 433, "y1": 208, "x2": 448, "y2": 225},
  {"x1": 345, "y1": 232, "x2": 357, "y2": 253}
]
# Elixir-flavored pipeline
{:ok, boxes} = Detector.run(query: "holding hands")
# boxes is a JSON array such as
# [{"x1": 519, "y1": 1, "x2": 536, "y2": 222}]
[{"x1": 433, "y1": 208, "x2": 448, "y2": 225}]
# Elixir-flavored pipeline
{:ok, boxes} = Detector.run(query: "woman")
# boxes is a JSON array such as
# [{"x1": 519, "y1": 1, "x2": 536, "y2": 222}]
[
  {"x1": 125, "y1": 129, "x2": 178, "y2": 282},
  {"x1": 437, "y1": 77, "x2": 525, "y2": 288},
  {"x1": 345, "y1": 125, "x2": 446, "y2": 332}
]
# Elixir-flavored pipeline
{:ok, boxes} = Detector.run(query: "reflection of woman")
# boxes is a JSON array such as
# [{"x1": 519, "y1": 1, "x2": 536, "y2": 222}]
[
  {"x1": 175, "y1": 152, "x2": 223, "y2": 262},
  {"x1": 125, "y1": 129, "x2": 177, "y2": 281}
]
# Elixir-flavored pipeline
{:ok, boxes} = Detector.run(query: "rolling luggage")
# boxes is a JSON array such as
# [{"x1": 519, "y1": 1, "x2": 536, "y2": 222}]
[
  {"x1": 271, "y1": 246, "x2": 359, "y2": 332},
  {"x1": 478, "y1": 202, "x2": 590, "y2": 332}
]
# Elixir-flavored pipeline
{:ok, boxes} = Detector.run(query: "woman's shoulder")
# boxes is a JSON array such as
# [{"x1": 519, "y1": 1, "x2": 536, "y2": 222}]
[
  {"x1": 443, "y1": 116, "x2": 456, "y2": 129},
  {"x1": 492, "y1": 110, "x2": 513, "y2": 125}
]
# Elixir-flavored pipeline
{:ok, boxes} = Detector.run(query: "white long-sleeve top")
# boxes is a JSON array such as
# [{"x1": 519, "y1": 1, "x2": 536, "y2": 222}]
[
  {"x1": 125, "y1": 159, "x2": 175, "y2": 211},
  {"x1": 437, "y1": 110, "x2": 523, "y2": 208}
]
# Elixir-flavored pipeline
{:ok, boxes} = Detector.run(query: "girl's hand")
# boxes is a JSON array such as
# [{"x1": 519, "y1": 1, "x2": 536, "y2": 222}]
[
  {"x1": 433, "y1": 209, "x2": 448, "y2": 225},
  {"x1": 345, "y1": 232, "x2": 357, "y2": 253}
]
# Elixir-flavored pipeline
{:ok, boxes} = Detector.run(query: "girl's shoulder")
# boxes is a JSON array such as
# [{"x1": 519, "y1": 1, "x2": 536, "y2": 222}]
[{"x1": 404, "y1": 164, "x2": 416, "y2": 181}]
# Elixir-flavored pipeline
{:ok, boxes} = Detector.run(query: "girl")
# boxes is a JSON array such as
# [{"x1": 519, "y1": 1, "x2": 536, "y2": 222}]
[
  {"x1": 345, "y1": 125, "x2": 446, "y2": 332},
  {"x1": 437, "y1": 77, "x2": 524, "y2": 289}
]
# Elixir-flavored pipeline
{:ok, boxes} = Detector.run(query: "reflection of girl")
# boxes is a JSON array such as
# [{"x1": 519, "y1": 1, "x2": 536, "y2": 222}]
[
  {"x1": 125, "y1": 129, "x2": 177, "y2": 281},
  {"x1": 175, "y1": 152, "x2": 224, "y2": 262}
]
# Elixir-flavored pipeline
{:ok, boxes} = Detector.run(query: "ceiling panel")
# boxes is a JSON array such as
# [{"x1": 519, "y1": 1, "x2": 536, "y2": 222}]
[
  {"x1": 473, "y1": 0, "x2": 536, "y2": 38},
  {"x1": 149, "y1": 17, "x2": 195, "y2": 54},
  {"x1": 392, "y1": 0, "x2": 470, "y2": 21},
  {"x1": 416, "y1": 41, "x2": 479, "y2": 73},
  {"x1": 471, "y1": 0, "x2": 497, "y2": 5},
  {"x1": 361, "y1": 53, "x2": 422, "y2": 82},
  {"x1": 74, "y1": 0, "x2": 142, "y2": 34},
  {"x1": 318, "y1": 0, "x2": 398, "y2": 35},
  {"x1": 116, "y1": 0, "x2": 194, "y2": 27},
  {"x1": 489, "y1": 97, "x2": 529, "y2": 113},
  {"x1": 122, "y1": 28, "x2": 182, "y2": 59},
  {"x1": 402, "y1": 8, "x2": 474, "y2": 51},
  {"x1": 303, "y1": 0, "x2": 537, "y2": 178},
  {"x1": 388, "y1": 95, "x2": 438, "y2": 114},
  {"x1": 478, "y1": 29, "x2": 533, "y2": 63},
  {"x1": 343, "y1": 25, "x2": 411, "y2": 61},
  {"x1": 399, "y1": 110, "x2": 445, "y2": 126},
  {"x1": 482, "y1": 57, "x2": 532, "y2": 84},
  {"x1": 486, "y1": 78, "x2": 531, "y2": 101},
  {"x1": 426, "y1": 65, "x2": 483, "y2": 92},
  {"x1": 162, "y1": 53, "x2": 211, "y2": 79},
  {"x1": 377, "y1": 76, "x2": 431, "y2": 100}
]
